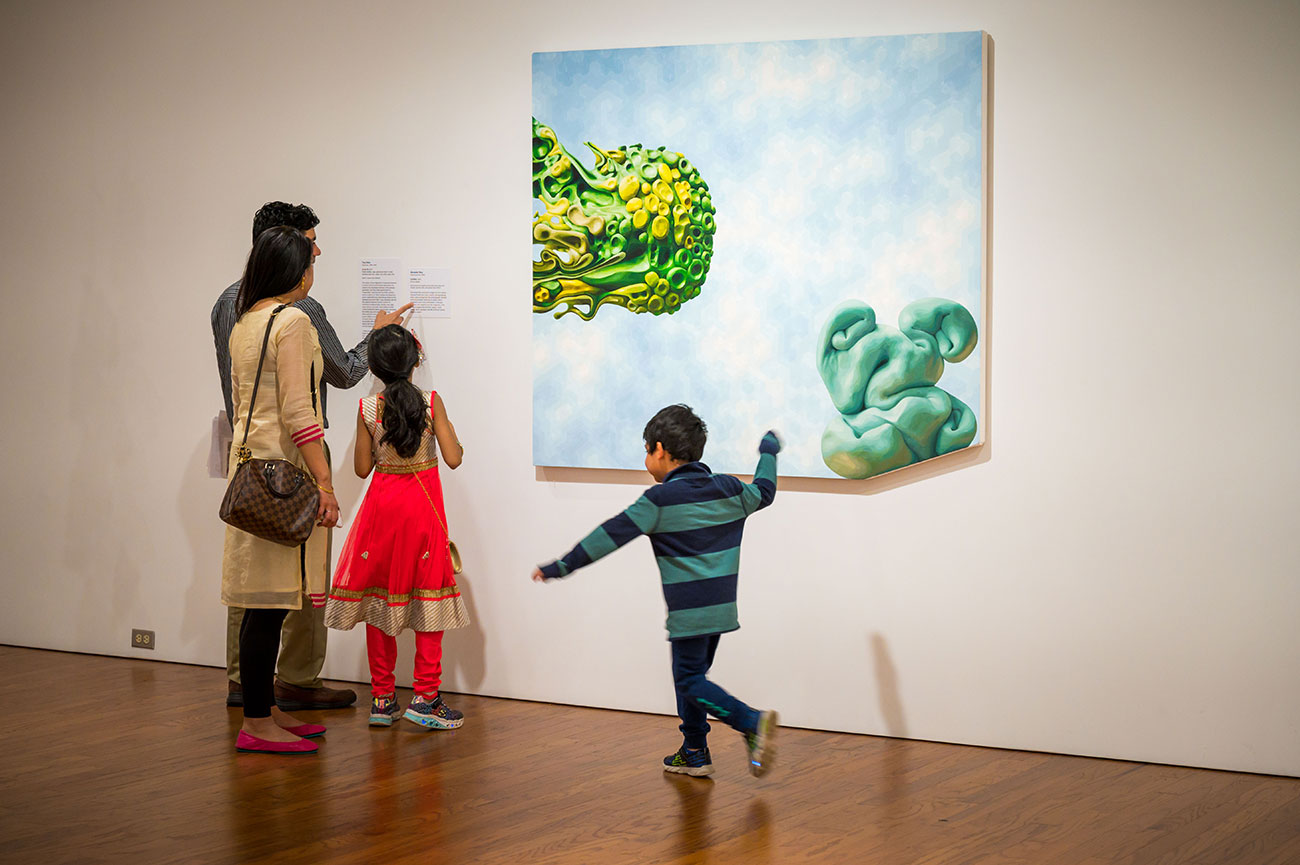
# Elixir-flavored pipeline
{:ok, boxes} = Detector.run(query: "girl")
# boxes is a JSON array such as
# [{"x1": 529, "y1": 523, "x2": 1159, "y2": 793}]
[{"x1": 324, "y1": 325, "x2": 469, "y2": 729}]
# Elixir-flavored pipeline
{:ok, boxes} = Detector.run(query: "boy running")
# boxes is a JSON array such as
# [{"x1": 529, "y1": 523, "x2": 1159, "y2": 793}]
[{"x1": 533, "y1": 405, "x2": 781, "y2": 777}]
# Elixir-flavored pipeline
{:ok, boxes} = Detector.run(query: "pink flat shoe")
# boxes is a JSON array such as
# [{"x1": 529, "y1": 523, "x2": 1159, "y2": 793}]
[
  {"x1": 282, "y1": 722, "x2": 326, "y2": 739},
  {"x1": 235, "y1": 730, "x2": 318, "y2": 754}
]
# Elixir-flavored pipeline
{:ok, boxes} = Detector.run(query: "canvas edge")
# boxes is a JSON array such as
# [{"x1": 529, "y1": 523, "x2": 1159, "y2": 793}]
[{"x1": 977, "y1": 29, "x2": 992, "y2": 451}]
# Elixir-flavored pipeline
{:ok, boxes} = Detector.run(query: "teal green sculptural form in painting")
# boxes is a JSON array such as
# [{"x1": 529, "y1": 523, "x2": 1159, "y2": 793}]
[
  {"x1": 532, "y1": 118, "x2": 717, "y2": 319},
  {"x1": 818, "y1": 298, "x2": 979, "y2": 479}
]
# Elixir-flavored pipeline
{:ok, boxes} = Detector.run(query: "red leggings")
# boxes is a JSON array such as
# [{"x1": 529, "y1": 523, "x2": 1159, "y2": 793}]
[{"x1": 366, "y1": 625, "x2": 444, "y2": 697}]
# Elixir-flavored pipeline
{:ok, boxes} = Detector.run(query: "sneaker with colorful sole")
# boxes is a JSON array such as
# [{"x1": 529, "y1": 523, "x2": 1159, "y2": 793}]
[
  {"x1": 369, "y1": 694, "x2": 402, "y2": 727},
  {"x1": 404, "y1": 694, "x2": 464, "y2": 730},
  {"x1": 663, "y1": 746, "x2": 714, "y2": 777},
  {"x1": 745, "y1": 709, "x2": 779, "y2": 777}
]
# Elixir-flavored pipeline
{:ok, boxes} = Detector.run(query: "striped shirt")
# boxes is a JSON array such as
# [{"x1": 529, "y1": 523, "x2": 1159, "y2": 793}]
[
  {"x1": 211, "y1": 281, "x2": 369, "y2": 429},
  {"x1": 539, "y1": 438, "x2": 779, "y2": 640}
]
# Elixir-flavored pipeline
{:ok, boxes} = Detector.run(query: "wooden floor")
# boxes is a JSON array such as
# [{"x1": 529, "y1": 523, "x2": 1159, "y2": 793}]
[{"x1": 1, "y1": 647, "x2": 1297, "y2": 865}]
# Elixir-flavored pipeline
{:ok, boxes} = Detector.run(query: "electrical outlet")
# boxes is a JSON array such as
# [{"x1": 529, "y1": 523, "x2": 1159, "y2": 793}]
[{"x1": 132, "y1": 628, "x2": 155, "y2": 650}]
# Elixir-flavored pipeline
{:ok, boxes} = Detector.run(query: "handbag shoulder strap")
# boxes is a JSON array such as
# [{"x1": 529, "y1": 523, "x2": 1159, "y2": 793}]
[
  {"x1": 403, "y1": 390, "x2": 452, "y2": 548},
  {"x1": 412, "y1": 471, "x2": 450, "y2": 541},
  {"x1": 238, "y1": 304, "x2": 288, "y2": 448}
]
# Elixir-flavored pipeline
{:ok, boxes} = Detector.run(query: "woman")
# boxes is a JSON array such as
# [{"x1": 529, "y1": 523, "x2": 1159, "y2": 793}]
[{"x1": 222, "y1": 225, "x2": 340, "y2": 754}]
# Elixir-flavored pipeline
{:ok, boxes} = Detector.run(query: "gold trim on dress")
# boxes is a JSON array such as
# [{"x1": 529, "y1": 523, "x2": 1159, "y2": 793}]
[
  {"x1": 374, "y1": 458, "x2": 439, "y2": 474},
  {"x1": 330, "y1": 586, "x2": 461, "y2": 602}
]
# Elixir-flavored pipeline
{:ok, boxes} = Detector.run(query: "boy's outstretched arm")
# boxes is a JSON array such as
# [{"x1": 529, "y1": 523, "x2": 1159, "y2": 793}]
[
  {"x1": 533, "y1": 494, "x2": 660, "y2": 582},
  {"x1": 740, "y1": 430, "x2": 782, "y2": 515}
]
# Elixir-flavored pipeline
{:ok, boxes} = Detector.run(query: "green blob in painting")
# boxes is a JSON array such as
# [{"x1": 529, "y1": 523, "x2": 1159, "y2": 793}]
[
  {"x1": 533, "y1": 118, "x2": 717, "y2": 320},
  {"x1": 817, "y1": 298, "x2": 979, "y2": 479}
]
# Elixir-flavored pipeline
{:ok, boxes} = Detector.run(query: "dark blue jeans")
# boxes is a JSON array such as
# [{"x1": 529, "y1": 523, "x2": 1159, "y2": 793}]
[{"x1": 671, "y1": 634, "x2": 759, "y2": 750}]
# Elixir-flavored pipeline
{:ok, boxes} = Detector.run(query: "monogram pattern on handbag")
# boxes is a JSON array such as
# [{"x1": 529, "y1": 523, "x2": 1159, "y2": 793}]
[
  {"x1": 220, "y1": 458, "x2": 318, "y2": 546},
  {"x1": 219, "y1": 305, "x2": 321, "y2": 547}
]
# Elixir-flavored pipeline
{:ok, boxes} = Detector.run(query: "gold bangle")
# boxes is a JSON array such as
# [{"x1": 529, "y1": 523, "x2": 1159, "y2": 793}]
[{"x1": 316, "y1": 483, "x2": 334, "y2": 494}]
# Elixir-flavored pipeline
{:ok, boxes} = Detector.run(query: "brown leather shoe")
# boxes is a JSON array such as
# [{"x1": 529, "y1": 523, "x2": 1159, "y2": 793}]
[
  {"x1": 227, "y1": 680, "x2": 243, "y2": 707},
  {"x1": 274, "y1": 679, "x2": 358, "y2": 710}
]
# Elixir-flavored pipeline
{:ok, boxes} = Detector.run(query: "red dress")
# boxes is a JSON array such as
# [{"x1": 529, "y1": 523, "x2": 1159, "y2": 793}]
[{"x1": 324, "y1": 392, "x2": 469, "y2": 636}]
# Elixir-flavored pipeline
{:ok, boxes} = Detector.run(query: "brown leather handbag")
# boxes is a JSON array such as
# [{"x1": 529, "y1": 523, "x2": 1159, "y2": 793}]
[{"x1": 219, "y1": 305, "x2": 321, "y2": 547}]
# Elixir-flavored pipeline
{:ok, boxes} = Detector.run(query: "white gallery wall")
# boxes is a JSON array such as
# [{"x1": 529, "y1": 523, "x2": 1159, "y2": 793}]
[{"x1": 1, "y1": 0, "x2": 1297, "y2": 776}]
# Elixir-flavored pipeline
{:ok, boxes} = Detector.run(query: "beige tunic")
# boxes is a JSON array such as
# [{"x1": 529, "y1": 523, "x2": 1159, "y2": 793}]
[{"x1": 221, "y1": 305, "x2": 329, "y2": 610}]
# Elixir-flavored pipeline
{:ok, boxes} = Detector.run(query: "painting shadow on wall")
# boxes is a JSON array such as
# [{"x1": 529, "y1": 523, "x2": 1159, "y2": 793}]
[{"x1": 535, "y1": 440, "x2": 986, "y2": 495}]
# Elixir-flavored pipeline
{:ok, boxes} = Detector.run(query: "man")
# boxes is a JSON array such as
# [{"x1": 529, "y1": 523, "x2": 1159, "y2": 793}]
[{"x1": 213, "y1": 201, "x2": 412, "y2": 709}]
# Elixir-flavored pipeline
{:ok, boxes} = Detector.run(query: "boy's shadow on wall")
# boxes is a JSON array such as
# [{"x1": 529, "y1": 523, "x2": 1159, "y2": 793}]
[
  {"x1": 872, "y1": 632, "x2": 906, "y2": 739},
  {"x1": 872, "y1": 631, "x2": 913, "y2": 819}
]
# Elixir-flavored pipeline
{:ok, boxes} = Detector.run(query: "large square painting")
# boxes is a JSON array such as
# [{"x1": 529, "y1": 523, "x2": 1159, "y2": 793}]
[{"x1": 533, "y1": 31, "x2": 989, "y2": 479}]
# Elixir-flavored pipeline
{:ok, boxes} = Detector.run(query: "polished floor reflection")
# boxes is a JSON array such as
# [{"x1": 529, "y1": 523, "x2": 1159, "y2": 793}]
[{"x1": 1, "y1": 646, "x2": 1297, "y2": 864}]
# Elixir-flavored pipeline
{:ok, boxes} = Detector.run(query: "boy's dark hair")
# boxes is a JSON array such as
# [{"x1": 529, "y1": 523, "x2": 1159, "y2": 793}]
[
  {"x1": 368, "y1": 324, "x2": 428, "y2": 459},
  {"x1": 234, "y1": 226, "x2": 313, "y2": 317},
  {"x1": 643, "y1": 404, "x2": 707, "y2": 463},
  {"x1": 252, "y1": 201, "x2": 319, "y2": 242}
]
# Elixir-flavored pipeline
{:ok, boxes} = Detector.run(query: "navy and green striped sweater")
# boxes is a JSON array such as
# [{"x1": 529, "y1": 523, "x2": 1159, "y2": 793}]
[{"x1": 539, "y1": 435, "x2": 780, "y2": 640}]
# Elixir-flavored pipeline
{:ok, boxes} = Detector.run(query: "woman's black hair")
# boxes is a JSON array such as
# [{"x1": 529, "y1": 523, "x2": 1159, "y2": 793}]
[
  {"x1": 235, "y1": 226, "x2": 313, "y2": 318},
  {"x1": 643, "y1": 404, "x2": 708, "y2": 463},
  {"x1": 368, "y1": 324, "x2": 427, "y2": 459}
]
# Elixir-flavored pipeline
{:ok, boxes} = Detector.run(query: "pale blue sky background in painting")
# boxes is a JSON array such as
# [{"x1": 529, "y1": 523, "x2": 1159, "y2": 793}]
[{"x1": 533, "y1": 31, "x2": 984, "y2": 478}]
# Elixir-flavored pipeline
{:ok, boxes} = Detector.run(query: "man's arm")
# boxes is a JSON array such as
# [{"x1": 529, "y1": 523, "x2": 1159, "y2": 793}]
[
  {"x1": 740, "y1": 431, "x2": 781, "y2": 515},
  {"x1": 211, "y1": 285, "x2": 238, "y2": 429},
  {"x1": 536, "y1": 494, "x2": 659, "y2": 580},
  {"x1": 293, "y1": 297, "x2": 368, "y2": 389},
  {"x1": 294, "y1": 298, "x2": 417, "y2": 390}
]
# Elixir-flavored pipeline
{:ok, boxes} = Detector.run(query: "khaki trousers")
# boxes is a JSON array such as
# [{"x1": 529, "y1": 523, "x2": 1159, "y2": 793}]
[
  {"x1": 226, "y1": 601, "x2": 328, "y2": 688},
  {"x1": 226, "y1": 443, "x2": 334, "y2": 688}
]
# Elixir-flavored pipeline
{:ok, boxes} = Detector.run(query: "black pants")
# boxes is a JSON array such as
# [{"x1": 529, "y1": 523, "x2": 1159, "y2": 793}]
[
  {"x1": 671, "y1": 634, "x2": 759, "y2": 750},
  {"x1": 238, "y1": 608, "x2": 289, "y2": 718}
]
